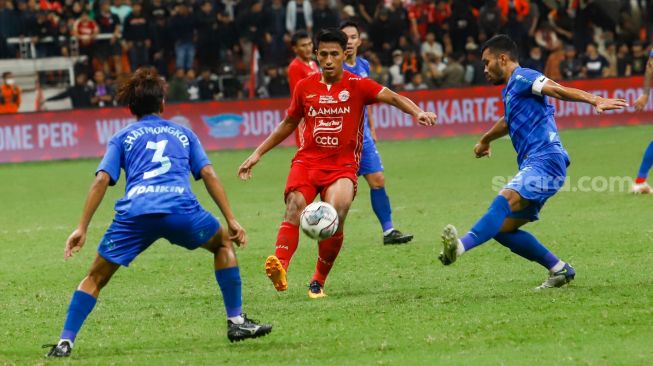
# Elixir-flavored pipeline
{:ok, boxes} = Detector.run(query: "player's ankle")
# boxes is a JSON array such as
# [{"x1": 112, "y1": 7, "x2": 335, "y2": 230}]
[{"x1": 635, "y1": 177, "x2": 647, "y2": 184}]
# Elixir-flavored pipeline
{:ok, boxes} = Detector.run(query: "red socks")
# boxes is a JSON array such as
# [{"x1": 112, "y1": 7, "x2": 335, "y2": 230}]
[
  {"x1": 311, "y1": 233, "x2": 344, "y2": 286},
  {"x1": 275, "y1": 222, "x2": 299, "y2": 270},
  {"x1": 636, "y1": 177, "x2": 647, "y2": 184}
]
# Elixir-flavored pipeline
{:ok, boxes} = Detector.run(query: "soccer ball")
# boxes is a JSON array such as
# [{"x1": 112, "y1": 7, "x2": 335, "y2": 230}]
[{"x1": 300, "y1": 202, "x2": 339, "y2": 240}]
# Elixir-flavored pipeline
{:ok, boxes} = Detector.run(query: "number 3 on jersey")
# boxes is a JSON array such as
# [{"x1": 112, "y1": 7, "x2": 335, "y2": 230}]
[{"x1": 144, "y1": 140, "x2": 171, "y2": 179}]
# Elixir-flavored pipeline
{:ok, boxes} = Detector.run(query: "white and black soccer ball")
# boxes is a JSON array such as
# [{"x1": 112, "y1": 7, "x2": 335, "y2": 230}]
[{"x1": 300, "y1": 202, "x2": 339, "y2": 240}]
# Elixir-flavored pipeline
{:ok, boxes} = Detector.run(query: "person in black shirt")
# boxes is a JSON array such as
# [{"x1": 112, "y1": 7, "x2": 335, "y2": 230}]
[
  {"x1": 43, "y1": 73, "x2": 94, "y2": 109},
  {"x1": 616, "y1": 43, "x2": 632, "y2": 77},
  {"x1": 95, "y1": 0, "x2": 122, "y2": 75},
  {"x1": 313, "y1": 0, "x2": 338, "y2": 34},
  {"x1": 197, "y1": 68, "x2": 219, "y2": 100},
  {"x1": 124, "y1": 1, "x2": 151, "y2": 72},
  {"x1": 169, "y1": 1, "x2": 197, "y2": 71},
  {"x1": 581, "y1": 42, "x2": 608, "y2": 78},
  {"x1": 560, "y1": 45, "x2": 582, "y2": 80},
  {"x1": 631, "y1": 42, "x2": 649, "y2": 75}
]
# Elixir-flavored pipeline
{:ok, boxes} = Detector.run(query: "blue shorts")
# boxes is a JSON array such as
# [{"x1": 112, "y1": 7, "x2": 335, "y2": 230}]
[
  {"x1": 358, "y1": 140, "x2": 384, "y2": 176},
  {"x1": 504, "y1": 153, "x2": 569, "y2": 221},
  {"x1": 98, "y1": 209, "x2": 220, "y2": 266}
]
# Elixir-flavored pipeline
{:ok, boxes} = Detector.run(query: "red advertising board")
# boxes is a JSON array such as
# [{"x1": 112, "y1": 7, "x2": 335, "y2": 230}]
[{"x1": 1, "y1": 76, "x2": 652, "y2": 164}]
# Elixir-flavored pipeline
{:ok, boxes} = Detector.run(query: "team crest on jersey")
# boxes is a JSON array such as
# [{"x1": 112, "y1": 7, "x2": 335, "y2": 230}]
[{"x1": 338, "y1": 90, "x2": 350, "y2": 102}]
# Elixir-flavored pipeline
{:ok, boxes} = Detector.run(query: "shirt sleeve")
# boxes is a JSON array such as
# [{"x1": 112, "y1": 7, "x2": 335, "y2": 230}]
[
  {"x1": 357, "y1": 77, "x2": 385, "y2": 105},
  {"x1": 96, "y1": 140, "x2": 122, "y2": 185},
  {"x1": 188, "y1": 131, "x2": 211, "y2": 180},
  {"x1": 287, "y1": 79, "x2": 305, "y2": 119},
  {"x1": 514, "y1": 68, "x2": 548, "y2": 96}
]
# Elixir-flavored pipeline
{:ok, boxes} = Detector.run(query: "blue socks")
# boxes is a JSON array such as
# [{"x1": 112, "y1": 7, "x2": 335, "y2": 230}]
[
  {"x1": 214, "y1": 267, "x2": 242, "y2": 318},
  {"x1": 637, "y1": 141, "x2": 653, "y2": 180},
  {"x1": 60, "y1": 290, "x2": 97, "y2": 342},
  {"x1": 370, "y1": 187, "x2": 393, "y2": 233},
  {"x1": 460, "y1": 195, "x2": 512, "y2": 251},
  {"x1": 494, "y1": 230, "x2": 561, "y2": 270}
]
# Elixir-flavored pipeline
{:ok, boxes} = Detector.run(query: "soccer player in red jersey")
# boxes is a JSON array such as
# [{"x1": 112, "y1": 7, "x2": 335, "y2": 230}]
[
  {"x1": 287, "y1": 30, "x2": 320, "y2": 147},
  {"x1": 238, "y1": 29, "x2": 437, "y2": 298}
]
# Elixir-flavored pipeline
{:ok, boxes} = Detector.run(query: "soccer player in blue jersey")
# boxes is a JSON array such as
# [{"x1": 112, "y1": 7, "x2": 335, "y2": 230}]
[
  {"x1": 45, "y1": 68, "x2": 272, "y2": 358},
  {"x1": 439, "y1": 35, "x2": 627, "y2": 289},
  {"x1": 339, "y1": 21, "x2": 414, "y2": 245},
  {"x1": 631, "y1": 47, "x2": 653, "y2": 193}
]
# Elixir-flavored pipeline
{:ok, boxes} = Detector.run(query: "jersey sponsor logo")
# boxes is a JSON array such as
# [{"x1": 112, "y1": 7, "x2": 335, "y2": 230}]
[
  {"x1": 308, "y1": 106, "x2": 351, "y2": 117},
  {"x1": 348, "y1": 77, "x2": 362, "y2": 80},
  {"x1": 313, "y1": 117, "x2": 343, "y2": 135},
  {"x1": 338, "y1": 90, "x2": 350, "y2": 102},
  {"x1": 201, "y1": 113, "x2": 244, "y2": 138},
  {"x1": 306, "y1": 94, "x2": 317, "y2": 99},
  {"x1": 127, "y1": 184, "x2": 185, "y2": 198},
  {"x1": 319, "y1": 95, "x2": 338, "y2": 104},
  {"x1": 314, "y1": 135, "x2": 339, "y2": 147}
]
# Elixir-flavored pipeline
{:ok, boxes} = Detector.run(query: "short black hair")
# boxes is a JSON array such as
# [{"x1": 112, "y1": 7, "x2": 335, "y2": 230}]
[
  {"x1": 117, "y1": 67, "x2": 166, "y2": 119},
  {"x1": 291, "y1": 30, "x2": 310, "y2": 47},
  {"x1": 315, "y1": 28, "x2": 348, "y2": 51},
  {"x1": 2, "y1": 72, "x2": 10, "y2": 79},
  {"x1": 338, "y1": 20, "x2": 360, "y2": 35},
  {"x1": 481, "y1": 34, "x2": 519, "y2": 61}
]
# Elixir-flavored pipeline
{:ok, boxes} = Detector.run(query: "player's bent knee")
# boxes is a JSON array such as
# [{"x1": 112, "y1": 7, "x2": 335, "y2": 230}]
[{"x1": 366, "y1": 173, "x2": 385, "y2": 189}]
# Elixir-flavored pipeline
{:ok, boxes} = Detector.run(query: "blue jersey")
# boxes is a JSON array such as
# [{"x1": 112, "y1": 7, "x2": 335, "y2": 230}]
[
  {"x1": 502, "y1": 67, "x2": 569, "y2": 165},
  {"x1": 96, "y1": 115, "x2": 211, "y2": 218},
  {"x1": 343, "y1": 56, "x2": 374, "y2": 145}
]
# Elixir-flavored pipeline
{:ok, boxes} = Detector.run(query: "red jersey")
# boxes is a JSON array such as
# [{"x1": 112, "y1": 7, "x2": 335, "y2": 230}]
[
  {"x1": 287, "y1": 71, "x2": 384, "y2": 171},
  {"x1": 287, "y1": 58, "x2": 319, "y2": 95}
]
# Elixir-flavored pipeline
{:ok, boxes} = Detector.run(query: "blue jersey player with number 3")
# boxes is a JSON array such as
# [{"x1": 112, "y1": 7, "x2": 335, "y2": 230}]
[
  {"x1": 45, "y1": 68, "x2": 271, "y2": 358},
  {"x1": 339, "y1": 21, "x2": 413, "y2": 245},
  {"x1": 438, "y1": 35, "x2": 628, "y2": 289}
]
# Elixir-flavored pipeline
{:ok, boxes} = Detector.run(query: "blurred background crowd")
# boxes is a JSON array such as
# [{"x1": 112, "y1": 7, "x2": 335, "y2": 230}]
[{"x1": 0, "y1": 0, "x2": 652, "y2": 109}]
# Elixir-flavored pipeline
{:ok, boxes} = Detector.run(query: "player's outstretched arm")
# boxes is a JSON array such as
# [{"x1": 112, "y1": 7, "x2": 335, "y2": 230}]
[
  {"x1": 475, "y1": 116, "x2": 507, "y2": 158},
  {"x1": 238, "y1": 115, "x2": 301, "y2": 180},
  {"x1": 200, "y1": 165, "x2": 247, "y2": 247},
  {"x1": 376, "y1": 88, "x2": 437, "y2": 126},
  {"x1": 634, "y1": 56, "x2": 653, "y2": 111},
  {"x1": 65, "y1": 172, "x2": 111, "y2": 259},
  {"x1": 540, "y1": 79, "x2": 628, "y2": 113}
]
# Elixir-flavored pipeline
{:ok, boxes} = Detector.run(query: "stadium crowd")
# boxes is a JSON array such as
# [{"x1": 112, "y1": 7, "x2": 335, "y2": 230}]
[{"x1": 0, "y1": 0, "x2": 652, "y2": 109}]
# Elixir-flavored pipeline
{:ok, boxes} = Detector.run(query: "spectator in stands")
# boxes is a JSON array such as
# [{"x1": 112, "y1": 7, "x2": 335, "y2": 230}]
[
  {"x1": 196, "y1": 1, "x2": 218, "y2": 70},
  {"x1": 95, "y1": 0, "x2": 122, "y2": 75},
  {"x1": 407, "y1": 0, "x2": 433, "y2": 42},
  {"x1": 401, "y1": 48, "x2": 420, "y2": 82},
  {"x1": 582, "y1": 42, "x2": 609, "y2": 79},
  {"x1": 543, "y1": 45, "x2": 565, "y2": 81},
  {"x1": 478, "y1": 0, "x2": 501, "y2": 38},
  {"x1": 123, "y1": 1, "x2": 150, "y2": 72},
  {"x1": 356, "y1": 0, "x2": 377, "y2": 27},
  {"x1": 167, "y1": 68, "x2": 190, "y2": 102},
  {"x1": 197, "y1": 68, "x2": 219, "y2": 101},
  {"x1": 404, "y1": 72, "x2": 428, "y2": 91},
  {"x1": 388, "y1": 49, "x2": 405, "y2": 90},
  {"x1": 286, "y1": 0, "x2": 312, "y2": 34},
  {"x1": 262, "y1": 0, "x2": 287, "y2": 66},
  {"x1": 313, "y1": 0, "x2": 339, "y2": 34},
  {"x1": 90, "y1": 70, "x2": 115, "y2": 107},
  {"x1": 367, "y1": 53, "x2": 388, "y2": 86},
  {"x1": 535, "y1": 22, "x2": 562, "y2": 54},
  {"x1": 429, "y1": 0, "x2": 451, "y2": 39},
  {"x1": 464, "y1": 46, "x2": 486, "y2": 85},
  {"x1": 370, "y1": 7, "x2": 395, "y2": 65},
  {"x1": 186, "y1": 69, "x2": 199, "y2": 101},
  {"x1": 0, "y1": 72, "x2": 21, "y2": 114},
  {"x1": 448, "y1": 1, "x2": 477, "y2": 54},
  {"x1": 421, "y1": 32, "x2": 443, "y2": 61},
  {"x1": 149, "y1": 1, "x2": 171, "y2": 77},
  {"x1": 603, "y1": 41, "x2": 618, "y2": 78},
  {"x1": 422, "y1": 52, "x2": 445, "y2": 87},
  {"x1": 522, "y1": 45, "x2": 544, "y2": 72},
  {"x1": 0, "y1": 0, "x2": 21, "y2": 57},
  {"x1": 616, "y1": 43, "x2": 632, "y2": 77},
  {"x1": 631, "y1": 42, "x2": 649, "y2": 76},
  {"x1": 441, "y1": 51, "x2": 465, "y2": 88},
  {"x1": 43, "y1": 72, "x2": 94, "y2": 108},
  {"x1": 560, "y1": 44, "x2": 582, "y2": 80},
  {"x1": 169, "y1": 1, "x2": 196, "y2": 71},
  {"x1": 219, "y1": 64, "x2": 243, "y2": 99},
  {"x1": 72, "y1": 10, "x2": 99, "y2": 61},
  {"x1": 110, "y1": 0, "x2": 132, "y2": 25},
  {"x1": 264, "y1": 66, "x2": 289, "y2": 97}
]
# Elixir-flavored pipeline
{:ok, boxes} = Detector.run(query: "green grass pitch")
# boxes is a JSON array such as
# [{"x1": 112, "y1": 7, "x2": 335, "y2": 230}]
[{"x1": 1, "y1": 125, "x2": 653, "y2": 365}]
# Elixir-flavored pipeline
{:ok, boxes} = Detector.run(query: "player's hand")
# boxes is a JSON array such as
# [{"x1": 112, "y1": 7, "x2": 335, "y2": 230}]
[
  {"x1": 237, "y1": 152, "x2": 260, "y2": 180},
  {"x1": 227, "y1": 219, "x2": 247, "y2": 247},
  {"x1": 595, "y1": 97, "x2": 628, "y2": 113},
  {"x1": 634, "y1": 93, "x2": 649, "y2": 111},
  {"x1": 65, "y1": 228, "x2": 87, "y2": 260},
  {"x1": 474, "y1": 141, "x2": 491, "y2": 158},
  {"x1": 416, "y1": 112, "x2": 437, "y2": 126}
]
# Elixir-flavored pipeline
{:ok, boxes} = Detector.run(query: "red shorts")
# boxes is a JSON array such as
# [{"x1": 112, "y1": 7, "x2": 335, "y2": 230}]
[{"x1": 284, "y1": 163, "x2": 358, "y2": 203}]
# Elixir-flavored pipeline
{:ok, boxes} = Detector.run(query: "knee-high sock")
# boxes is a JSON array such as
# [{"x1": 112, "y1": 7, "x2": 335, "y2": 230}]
[
  {"x1": 311, "y1": 233, "x2": 344, "y2": 286},
  {"x1": 460, "y1": 195, "x2": 512, "y2": 252},
  {"x1": 275, "y1": 221, "x2": 299, "y2": 270},
  {"x1": 215, "y1": 267, "x2": 243, "y2": 318},
  {"x1": 370, "y1": 188, "x2": 393, "y2": 232},
  {"x1": 493, "y1": 230, "x2": 561, "y2": 270},
  {"x1": 636, "y1": 141, "x2": 653, "y2": 182},
  {"x1": 60, "y1": 290, "x2": 97, "y2": 343}
]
